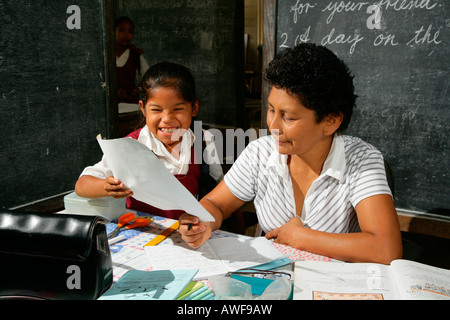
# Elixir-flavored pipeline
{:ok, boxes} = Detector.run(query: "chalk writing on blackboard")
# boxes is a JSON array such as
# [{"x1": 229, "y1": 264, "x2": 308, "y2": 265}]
[{"x1": 280, "y1": 0, "x2": 443, "y2": 54}]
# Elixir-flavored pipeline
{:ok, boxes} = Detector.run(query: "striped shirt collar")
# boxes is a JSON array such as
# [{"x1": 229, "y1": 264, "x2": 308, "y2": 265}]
[
  {"x1": 322, "y1": 134, "x2": 346, "y2": 182},
  {"x1": 266, "y1": 142, "x2": 290, "y2": 180},
  {"x1": 266, "y1": 134, "x2": 346, "y2": 182}
]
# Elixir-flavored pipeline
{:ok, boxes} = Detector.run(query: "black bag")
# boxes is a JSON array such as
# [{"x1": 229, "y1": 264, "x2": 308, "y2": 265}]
[{"x1": 0, "y1": 211, "x2": 113, "y2": 300}]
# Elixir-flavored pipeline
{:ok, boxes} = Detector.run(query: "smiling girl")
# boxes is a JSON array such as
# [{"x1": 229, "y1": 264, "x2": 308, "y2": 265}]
[{"x1": 75, "y1": 62, "x2": 223, "y2": 219}]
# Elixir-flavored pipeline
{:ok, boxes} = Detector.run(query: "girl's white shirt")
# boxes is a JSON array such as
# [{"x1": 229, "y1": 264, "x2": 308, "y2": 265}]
[
  {"x1": 116, "y1": 48, "x2": 149, "y2": 80},
  {"x1": 81, "y1": 125, "x2": 223, "y2": 183}
]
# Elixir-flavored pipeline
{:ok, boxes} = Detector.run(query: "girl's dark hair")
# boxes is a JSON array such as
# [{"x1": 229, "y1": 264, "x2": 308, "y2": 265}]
[
  {"x1": 264, "y1": 43, "x2": 357, "y2": 133},
  {"x1": 139, "y1": 62, "x2": 197, "y2": 106}
]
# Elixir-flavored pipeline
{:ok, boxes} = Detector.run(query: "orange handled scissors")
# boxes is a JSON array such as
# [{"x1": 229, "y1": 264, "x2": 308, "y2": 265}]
[{"x1": 107, "y1": 213, "x2": 152, "y2": 238}]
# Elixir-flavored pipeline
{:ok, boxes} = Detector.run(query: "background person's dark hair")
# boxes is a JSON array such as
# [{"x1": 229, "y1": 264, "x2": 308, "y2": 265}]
[
  {"x1": 264, "y1": 43, "x2": 357, "y2": 133},
  {"x1": 115, "y1": 16, "x2": 135, "y2": 32}
]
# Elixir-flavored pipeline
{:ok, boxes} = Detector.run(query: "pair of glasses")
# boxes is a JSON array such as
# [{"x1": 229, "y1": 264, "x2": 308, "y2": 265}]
[{"x1": 226, "y1": 269, "x2": 291, "y2": 280}]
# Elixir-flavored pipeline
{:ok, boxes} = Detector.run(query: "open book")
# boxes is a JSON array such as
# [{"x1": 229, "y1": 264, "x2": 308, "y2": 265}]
[
  {"x1": 145, "y1": 234, "x2": 285, "y2": 280},
  {"x1": 294, "y1": 259, "x2": 450, "y2": 300}
]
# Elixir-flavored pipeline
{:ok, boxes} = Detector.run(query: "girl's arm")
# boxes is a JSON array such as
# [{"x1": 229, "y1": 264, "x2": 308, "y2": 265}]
[
  {"x1": 75, "y1": 175, "x2": 133, "y2": 199},
  {"x1": 266, "y1": 194, "x2": 403, "y2": 264}
]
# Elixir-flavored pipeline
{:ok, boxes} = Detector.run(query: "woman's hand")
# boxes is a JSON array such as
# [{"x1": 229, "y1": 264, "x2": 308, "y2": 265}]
[
  {"x1": 178, "y1": 181, "x2": 247, "y2": 249},
  {"x1": 103, "y1": 176, "x2": 133, "y2": 199},
  {"x1": 265, "y1": 216, "x2": 304, "y2": 248},
  {"x1": 179, "y1": 214, "x2": 213, "y2": 248}
]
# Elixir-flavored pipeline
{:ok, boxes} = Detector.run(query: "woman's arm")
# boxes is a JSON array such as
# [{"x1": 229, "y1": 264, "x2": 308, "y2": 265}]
[
  {"x1": 179, "y1": 180, "x2": 246, "y2": 248},
  {"x1": 266, "y1": 194, "x2": 403, "y2": 264}
]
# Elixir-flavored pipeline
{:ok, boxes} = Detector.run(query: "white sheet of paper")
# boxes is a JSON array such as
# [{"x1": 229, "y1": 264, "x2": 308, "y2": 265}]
[
  {"x1": 145, "y1": 235, "x2": 285, "y2": 279},
  {"x1": 97, "y1": 136, "x2": 214, "y2": 222}
]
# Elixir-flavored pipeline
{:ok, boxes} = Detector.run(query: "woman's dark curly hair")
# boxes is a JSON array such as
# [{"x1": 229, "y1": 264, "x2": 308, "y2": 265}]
[{"x1": 264, "y1": 43, "x2": 357, "y2": 133}]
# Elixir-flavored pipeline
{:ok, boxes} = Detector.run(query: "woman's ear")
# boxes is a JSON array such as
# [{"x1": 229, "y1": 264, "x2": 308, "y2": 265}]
[
  {"x1": 139, "y1": 100, "x2": 146, "y2": 117},
  {"x1": 191, "y1": 100, "x2": 200, "y2": 117},
  {"x1": 323, "y1": 113, "x2": 343, "y2": 136}
]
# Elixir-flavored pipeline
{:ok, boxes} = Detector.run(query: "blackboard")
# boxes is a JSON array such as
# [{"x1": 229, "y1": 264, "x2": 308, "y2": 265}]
[
  {"x1": 265, "y1": 0, "x2": 449, "y2": 216},
  {"x1": 0, "y1": 1, "x2": 111, "y2": 209},
  {"x1": 117, "y1": 0, "x2": 244, "y2": 128}
]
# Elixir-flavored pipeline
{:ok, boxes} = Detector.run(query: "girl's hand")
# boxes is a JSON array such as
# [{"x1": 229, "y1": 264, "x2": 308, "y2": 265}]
[
  {"x1": 103, "y1": 176, "x2": 133, "y2": 199},
  {"x1": 179, "y1": 214, "x2": 213, "y2": 248}
]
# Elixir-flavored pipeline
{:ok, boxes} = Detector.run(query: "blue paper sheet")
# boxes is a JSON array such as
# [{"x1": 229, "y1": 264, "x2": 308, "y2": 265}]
[{"x1": 98, "y1": 269, "x2": 198, "y2": 300}]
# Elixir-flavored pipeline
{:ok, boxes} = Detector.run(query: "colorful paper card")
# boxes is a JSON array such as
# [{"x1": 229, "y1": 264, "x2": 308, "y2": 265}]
[{"x1": 99, "y1": 269, "x2": 198, "y2": 300}]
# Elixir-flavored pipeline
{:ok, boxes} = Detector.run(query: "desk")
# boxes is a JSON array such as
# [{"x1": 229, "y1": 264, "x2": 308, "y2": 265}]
[{"x1": 107, "y1": 213, "x2": 332, "y2": 283}]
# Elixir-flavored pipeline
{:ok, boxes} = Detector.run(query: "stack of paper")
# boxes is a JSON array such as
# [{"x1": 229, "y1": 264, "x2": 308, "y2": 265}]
[{"x1": 176, "y1": 281, "x2": 214, "y2": 300}]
